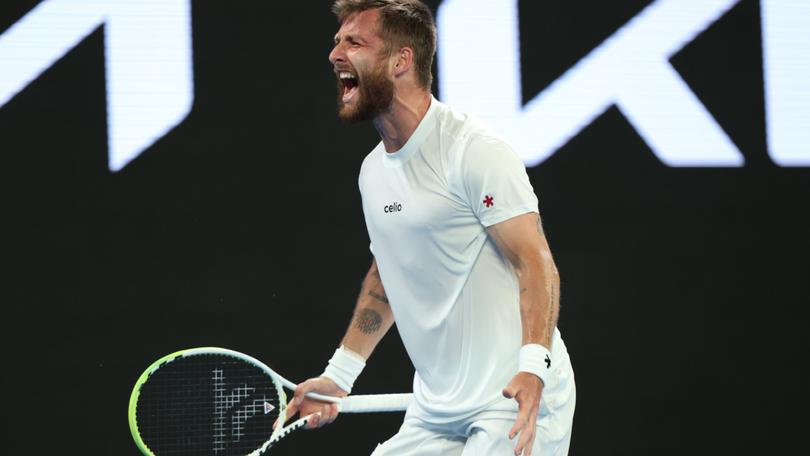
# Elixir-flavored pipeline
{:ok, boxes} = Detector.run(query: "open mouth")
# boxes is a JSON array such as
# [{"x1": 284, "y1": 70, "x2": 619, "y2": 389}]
[{"x1": 339, "y1": 71, "x2": 359, "y2": 102}]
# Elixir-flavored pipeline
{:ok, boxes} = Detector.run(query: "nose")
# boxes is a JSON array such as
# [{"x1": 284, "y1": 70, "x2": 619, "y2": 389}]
[{"x1": 329, "y1": 41, "x2": 344, "y2": 65}]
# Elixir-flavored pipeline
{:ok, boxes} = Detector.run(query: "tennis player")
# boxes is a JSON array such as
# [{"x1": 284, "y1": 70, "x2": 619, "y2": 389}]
[{"x1": 285, "y1": 1, "x2": 576, "y2": 454}]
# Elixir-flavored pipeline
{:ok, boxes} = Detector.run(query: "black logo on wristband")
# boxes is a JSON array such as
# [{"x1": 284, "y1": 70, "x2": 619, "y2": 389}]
[{"x1": 545, "y1": 354, "x2": 551, "y2": 369}]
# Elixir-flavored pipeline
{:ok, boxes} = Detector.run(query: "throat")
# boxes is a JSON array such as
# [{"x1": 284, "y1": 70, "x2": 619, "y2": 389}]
[{"x1": 374, "y1": 94, "x2": 431, "y2": 153}]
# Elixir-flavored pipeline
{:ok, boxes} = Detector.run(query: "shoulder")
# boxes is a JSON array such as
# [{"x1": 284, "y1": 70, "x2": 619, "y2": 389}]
[
  {"x1": 360, "y1": 142, "x2": 385, "y2": 172},
  {"x1": 459, "y1": 120, "x2": 521, "y2": 172},
  {"x1": 434, "y1": 101, "x2": 517, "y2": 162},
  {"x1": 432, "y1": 99, "x2": 479, "y2": 147},
  {"x1": 358, "y1": 142, "x2": 385, "y2": 189},
  {"x1": 464, "y1": 134, "x2": 522, "y2": 174}
]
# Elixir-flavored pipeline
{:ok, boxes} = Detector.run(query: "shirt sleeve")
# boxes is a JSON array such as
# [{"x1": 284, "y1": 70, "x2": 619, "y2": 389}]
[{"x1": 458, "y1": 134, "x2": 539, "y2": 227}]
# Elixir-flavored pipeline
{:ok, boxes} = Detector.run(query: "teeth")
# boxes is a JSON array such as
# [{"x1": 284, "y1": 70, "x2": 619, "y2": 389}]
[{"x1": 339, "y1": 72, "x2": 356, "y2": 80}]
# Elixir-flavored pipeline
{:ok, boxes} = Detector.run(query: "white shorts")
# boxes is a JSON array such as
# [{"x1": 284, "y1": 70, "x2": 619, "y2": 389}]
[{"x1": 371, "y1": 358, "x2": 576, "y2": 456}]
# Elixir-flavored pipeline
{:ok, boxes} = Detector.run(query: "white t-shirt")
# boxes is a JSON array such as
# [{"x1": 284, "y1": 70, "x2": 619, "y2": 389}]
[{"x1": 359, "y1": 97, "x2": 569, "y2": 421}]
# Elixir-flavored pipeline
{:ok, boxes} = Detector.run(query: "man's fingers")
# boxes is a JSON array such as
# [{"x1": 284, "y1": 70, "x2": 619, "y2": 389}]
[
  {"x1": 284, "y1": 397, "x2": 299, "y2": 423},
  {"x1": 318, "y1": 403, "x2": 337, "y2": 426},
  {"x1": 286, "y1": 392, "x2": 302, "y2": 418},
  {"x1": 294, "y1": 380, "x2": 315, "y2": 403},
  {"x1": 514, "y1": 424, "x2": 536, "y2": 456},
  {"x1": 305, "y1": 412, "x2": 322, "y2": 429},
  {"x1": 303, "y1": 402, "x2": 340, "y2": 430},
  {"x1": 503, "y1": 385, "x2": 517, "y2": 399},
  {"x1": 282, "y1": 378, "x2": 342, "y2": 431},
  {"x1": 508, "y1": 414, "x2": 526, "y2": 440},
  {"x1": 511, "y1": 412, "x2": 536, "y2": 455},
  {"x1": 503, "y1": 372, "x2": 543, "y2": 455},
  {"x1": 512, "y1": 402, "x2": 539, "y2": 455},
  {"x1": 284, "y1": 380, "x2": 317, "y2": 426},
  {"x1": 325, "y1": 402, "x2": 339, "y2": 424}
]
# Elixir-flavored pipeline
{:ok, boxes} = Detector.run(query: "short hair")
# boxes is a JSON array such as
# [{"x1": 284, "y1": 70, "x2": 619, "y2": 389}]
[{"x1": 333, "y1": 0, "x2": 437, "y2": 89}]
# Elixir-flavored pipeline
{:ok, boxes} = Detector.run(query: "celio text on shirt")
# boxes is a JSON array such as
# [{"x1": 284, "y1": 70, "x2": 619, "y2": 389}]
[{"x1": 383, "y1": 202, "x2": 403, "y2": 214}]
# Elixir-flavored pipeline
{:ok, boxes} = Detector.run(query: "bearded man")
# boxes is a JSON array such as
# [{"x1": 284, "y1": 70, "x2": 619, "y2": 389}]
[{"x1": 285, "y1": 1, "x2": 576, "y2": 455}]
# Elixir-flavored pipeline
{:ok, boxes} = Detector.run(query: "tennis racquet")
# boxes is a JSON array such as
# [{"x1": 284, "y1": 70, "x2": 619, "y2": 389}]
[{"x1": 128, "y1": 347, "x2": 412, "y2": 455}]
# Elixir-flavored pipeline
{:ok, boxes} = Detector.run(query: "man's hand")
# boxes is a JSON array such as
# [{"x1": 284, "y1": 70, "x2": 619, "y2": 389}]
[
  {"x1": 283, "y1": 376, "x2": 347, "y2": 429},
  {"x1": 502, "y1": 372, "x2": 545, "y2": 456}
]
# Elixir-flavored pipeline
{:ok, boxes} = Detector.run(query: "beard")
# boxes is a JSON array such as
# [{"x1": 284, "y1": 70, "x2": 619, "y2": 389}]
[{"x1": 336, "y1": 62, "x2": 394, "y2": 123}]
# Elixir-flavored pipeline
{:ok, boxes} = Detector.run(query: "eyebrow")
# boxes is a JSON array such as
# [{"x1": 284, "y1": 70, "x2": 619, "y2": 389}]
[{"x1": 334, "y1": 33, "x2": 365, "y2": 45}]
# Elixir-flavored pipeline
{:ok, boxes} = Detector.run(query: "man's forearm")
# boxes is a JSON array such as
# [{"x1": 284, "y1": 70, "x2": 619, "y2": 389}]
[
  {"x1": 517, "y1": 250, "x2": 559, "y2": 348},
  {"x1": 486, "y1": 213, "x2": 560, "y2": 349},
  {"x1": 341, "y1": 259, "x2": 395, "y2": 359}
]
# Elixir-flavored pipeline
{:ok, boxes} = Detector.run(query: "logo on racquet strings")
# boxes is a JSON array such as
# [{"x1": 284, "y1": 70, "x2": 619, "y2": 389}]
[
  {"x1": 212, "y1": 369, "x2": 271, "y2": 452},
  {"x1": 263, "y1": 401, "x2": 275, "y2": 414}
]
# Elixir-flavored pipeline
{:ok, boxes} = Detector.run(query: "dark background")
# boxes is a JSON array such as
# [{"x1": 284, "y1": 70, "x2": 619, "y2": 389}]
[{"x1": 1, "y1": 0, "x2": 808, "y2": 454}]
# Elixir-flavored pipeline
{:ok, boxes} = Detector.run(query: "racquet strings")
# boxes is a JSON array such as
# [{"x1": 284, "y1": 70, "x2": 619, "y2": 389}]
[{"x1": 135, "y1": 353, "x2": 282, "y2": 455}]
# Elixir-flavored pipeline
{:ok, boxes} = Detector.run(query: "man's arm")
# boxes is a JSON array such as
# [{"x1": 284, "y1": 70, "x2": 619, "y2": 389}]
[
  {"x1": 487, "y1": 212, "x2": 560, "y2": 456},
  {"x1": 284, "y1": 258, "x2": 394, "y2": 428},
  {"x1": 341, "y1": 258, "x2": 395, "y2": 358}
]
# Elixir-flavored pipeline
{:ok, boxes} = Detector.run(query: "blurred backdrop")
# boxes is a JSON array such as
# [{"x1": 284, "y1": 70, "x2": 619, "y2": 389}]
[{"x1": 1, "y1": 0, "x2": 808, "y2": 454}]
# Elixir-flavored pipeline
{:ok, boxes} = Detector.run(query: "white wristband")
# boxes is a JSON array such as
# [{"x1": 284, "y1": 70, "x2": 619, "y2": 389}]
[
  {"x1": 321, "y1": 345, "x2": 366, "y2": 394},
  {"x1": 518, "y1": 344, "x2": 552, "y2": 386}
]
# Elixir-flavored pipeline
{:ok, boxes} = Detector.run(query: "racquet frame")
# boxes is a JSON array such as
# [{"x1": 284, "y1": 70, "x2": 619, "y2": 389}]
[{"x1": 128, "y1": 347, "x2": 411, "y2": 455}]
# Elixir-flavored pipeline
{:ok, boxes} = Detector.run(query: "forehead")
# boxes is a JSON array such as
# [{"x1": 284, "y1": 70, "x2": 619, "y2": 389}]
[{"x1": 335, "y1": 8, "x2": 382, "y2": 42}]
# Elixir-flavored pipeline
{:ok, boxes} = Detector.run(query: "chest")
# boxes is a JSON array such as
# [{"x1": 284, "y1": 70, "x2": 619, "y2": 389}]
[
  {"x1": 361, "y1": 157, "x2": 471, "y2": 239},
  {"x1": 368, "y1": 171, "x2": 449, "y2": 229}
]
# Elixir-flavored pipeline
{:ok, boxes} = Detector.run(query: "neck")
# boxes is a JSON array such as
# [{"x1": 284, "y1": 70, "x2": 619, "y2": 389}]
[{"x1": 372, "y1": 89, "x2": 432, "y2": 153}]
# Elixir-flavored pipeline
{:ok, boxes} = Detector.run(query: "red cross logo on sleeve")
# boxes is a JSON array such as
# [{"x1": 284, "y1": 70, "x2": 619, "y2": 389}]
[{"x1": 483, "y1": 195, "x2": 494, "y2": 208}]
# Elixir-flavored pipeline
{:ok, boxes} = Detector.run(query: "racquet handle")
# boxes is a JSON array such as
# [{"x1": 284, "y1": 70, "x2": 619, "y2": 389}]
[{"x1": 338, "y1": 393, "x2": 412, "y2": 413}]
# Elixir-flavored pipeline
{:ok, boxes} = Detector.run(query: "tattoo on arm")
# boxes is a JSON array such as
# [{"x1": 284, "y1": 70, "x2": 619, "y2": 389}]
[
  {"x1": 354, "y1": 308, "x2": 383, "y2": 334},
  {"x1": 368, "y1": 290, "x2": 389, "y2": 304}
]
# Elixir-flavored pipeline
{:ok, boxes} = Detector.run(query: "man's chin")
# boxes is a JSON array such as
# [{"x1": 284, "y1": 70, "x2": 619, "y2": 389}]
[{"x1": 337, "y1": 103, "x2": 370, "y2": 124}]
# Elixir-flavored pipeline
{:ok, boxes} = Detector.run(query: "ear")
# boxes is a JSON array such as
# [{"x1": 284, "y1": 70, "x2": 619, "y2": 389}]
[{"x1": 391, "y1": 47, "x2": 414, "y2": 78}]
